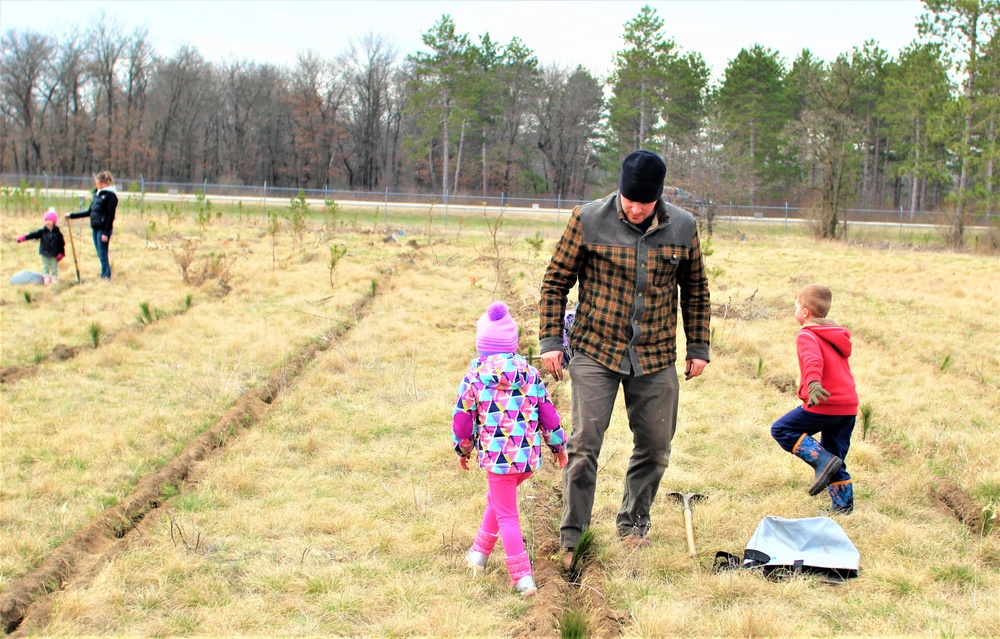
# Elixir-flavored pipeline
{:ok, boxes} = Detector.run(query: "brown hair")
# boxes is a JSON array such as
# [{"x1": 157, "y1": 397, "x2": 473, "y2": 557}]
[
  {"x1": 797, "y1": 284, "x2": 832, "y2": 318},
  {"x1": 95, "y1": 171, "x2": 114, "y2": 186}
]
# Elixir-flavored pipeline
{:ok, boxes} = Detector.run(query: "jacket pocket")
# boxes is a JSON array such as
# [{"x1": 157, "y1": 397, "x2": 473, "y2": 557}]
[{"x1": 650, "y1": 245, "x2": 689, "y2": 288}]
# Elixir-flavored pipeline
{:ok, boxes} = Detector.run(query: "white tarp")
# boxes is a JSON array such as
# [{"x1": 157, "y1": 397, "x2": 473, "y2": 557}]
[
  {"x1": 745, "y1": 516, "x2": 859, "y2": 578},
  {"x1": 9, "y1": 270, "x2": 46, "y2": 285}
]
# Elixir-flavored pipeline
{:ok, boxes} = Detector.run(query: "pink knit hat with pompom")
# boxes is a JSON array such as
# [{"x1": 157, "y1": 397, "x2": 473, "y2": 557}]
[
  {"x1": 476, "y1": 301, "x2": 519, "y2": 356},
  {"x1": 43, "y1": 208, "x2": 58, "y2": 223}
]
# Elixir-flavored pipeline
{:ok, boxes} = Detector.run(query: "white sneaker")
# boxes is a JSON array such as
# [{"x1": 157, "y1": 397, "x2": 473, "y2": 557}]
[
  {"x1": 465, "y1": 550, "x2": 488, "y2": 575},
  {"x1": 513, "y1": 575, "x2": 537, "y2": 597}
]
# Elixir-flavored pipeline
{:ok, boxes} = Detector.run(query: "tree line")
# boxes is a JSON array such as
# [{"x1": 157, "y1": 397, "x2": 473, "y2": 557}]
[{"x1": 2, "y1": 2, "x2": 998, "y2": 244}]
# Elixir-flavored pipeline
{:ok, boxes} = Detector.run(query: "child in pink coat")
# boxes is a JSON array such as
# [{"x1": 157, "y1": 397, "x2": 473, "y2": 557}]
[{"x1": 452, "y1": 301, "x2": 567, "y2": 596}]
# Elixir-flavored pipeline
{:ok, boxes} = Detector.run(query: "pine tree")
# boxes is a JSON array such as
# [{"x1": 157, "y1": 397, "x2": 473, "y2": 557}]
[
  {"x1": 716, "y1": 44, "x2": 792, "y2": 205},
  {"x1": 607, "y1": 5, "x2": 677, "y2": 155},
  {"x1": 883, "y1": 42, "x2": 953, "y2": 213},
  {"x1": 919, "y1": 0, "x2": 1000, "y2": 246},
  {"x1": 407, "y1": 15, "x2": 474, "y2": 202}
]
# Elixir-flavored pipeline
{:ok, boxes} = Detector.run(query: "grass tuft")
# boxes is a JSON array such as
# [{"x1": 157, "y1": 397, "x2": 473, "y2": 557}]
[
  {"x1": 565, "y1": 528, "x2": 596, "y2": 581},
  {"x1": 138, "y1": 301, "x2": 154, "y2": 325},
  {"x1": 983, "y1": 504, "x2": 998, "y2": 536},
  {"x1": 940, "y1": 353, "x2": 953, "y2": 371},
  {"x1": 88, "y1": 321, "x2": 103, "y2": 347},
  {"x1": 860, "y1": 401, "x2": 875, "y2": 440},
  {"x1": 558, "y1": 607, "x2": 588, "y2": 639}
]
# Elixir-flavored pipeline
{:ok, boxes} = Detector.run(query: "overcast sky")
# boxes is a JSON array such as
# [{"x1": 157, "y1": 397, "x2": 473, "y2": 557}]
[{"x1": 2, "y1": 0, "x2": 927, "y2": 82}]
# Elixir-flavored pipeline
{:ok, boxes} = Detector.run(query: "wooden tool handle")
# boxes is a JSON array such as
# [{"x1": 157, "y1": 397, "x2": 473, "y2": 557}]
[
  {"x1": 65, "y1": 215, "x2": 81, "y2": 283},
  {"x1": 684, "y1": 507, "x2": 696, "y2": 558}
]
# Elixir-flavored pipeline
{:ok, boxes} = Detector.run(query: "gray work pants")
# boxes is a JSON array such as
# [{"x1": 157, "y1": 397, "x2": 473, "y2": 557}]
[{"x1": 560, "y1": 354, "x2": 679, "y2": 548}]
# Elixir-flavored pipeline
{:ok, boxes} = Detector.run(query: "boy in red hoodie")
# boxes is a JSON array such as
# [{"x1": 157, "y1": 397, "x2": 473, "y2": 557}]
[{"x1": 771, "y1": 284, "x2": 858, "y2": 514}]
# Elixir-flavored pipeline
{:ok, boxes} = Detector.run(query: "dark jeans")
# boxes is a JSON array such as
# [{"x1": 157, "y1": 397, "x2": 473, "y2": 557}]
[
  {"x1": 560, "y1": 354, "x2": 679, "y2": 548},
  {"x1": 92, "y1": 229, "x2": 111, "y2": 279},
  {"x1": 771, "y1": 407, "x2": 854, "y2": 484}
]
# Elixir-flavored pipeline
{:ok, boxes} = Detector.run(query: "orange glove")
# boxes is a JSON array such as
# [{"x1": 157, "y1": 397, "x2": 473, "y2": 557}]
[
  {"x1": 458, "y1": 455, "x2": 471, "y2": 471},
  {"x1": 553, "y1": 451, "x2": 568, "y2": 469}
]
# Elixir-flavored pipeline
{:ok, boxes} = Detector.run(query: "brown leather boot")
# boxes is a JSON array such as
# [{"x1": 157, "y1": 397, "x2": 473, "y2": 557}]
[{"x1": 559, "y1": 547, "x2": 574, "y2": 572}]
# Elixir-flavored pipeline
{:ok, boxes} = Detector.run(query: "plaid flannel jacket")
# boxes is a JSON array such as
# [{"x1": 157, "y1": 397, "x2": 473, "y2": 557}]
[{"x1": 539, "y1": 192, "x2": 711, "y2": 375}]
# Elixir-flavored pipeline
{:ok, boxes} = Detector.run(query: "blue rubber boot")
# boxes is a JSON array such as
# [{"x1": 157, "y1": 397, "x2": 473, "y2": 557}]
[
  {"x1": 793, "y1": 434, "x2": 844, "y2": 497},
  {"x1": 828, "y1": 480, "x2": 854, "y2": 514}
]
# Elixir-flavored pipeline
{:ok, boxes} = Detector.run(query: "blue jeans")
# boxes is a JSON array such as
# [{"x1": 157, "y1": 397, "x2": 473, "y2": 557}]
[
  {"x1": 771, "y1": 407, "x2": 854, "y2": 484},
  {"x1": 92, "y1": 229, "x2": 111, "y2": 279}
]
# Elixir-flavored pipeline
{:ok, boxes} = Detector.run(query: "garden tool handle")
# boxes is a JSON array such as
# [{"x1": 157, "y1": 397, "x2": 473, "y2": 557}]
[
  {"x1": 64, "y1": 215, "x2": 82, "y2": 284},
  {"x1": 683, "y1": 507, "x2": 697, "y2": 558}
]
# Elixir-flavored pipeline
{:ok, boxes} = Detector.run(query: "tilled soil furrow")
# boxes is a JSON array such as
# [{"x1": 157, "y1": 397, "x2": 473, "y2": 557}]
[
  {"x1": 0, "y1": 262, "x2": 399, "y2": 635},
  {"x1": 506, "y1": 337, "x2": 623, "y2": 638}
]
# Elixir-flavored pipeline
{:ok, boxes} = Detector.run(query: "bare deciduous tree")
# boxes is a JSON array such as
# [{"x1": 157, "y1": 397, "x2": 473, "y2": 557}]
[
  {"x1": 535, "y1": 65, "x2": 603, "y2": 200},
  {"x1": 0, "y1": 29, "x2": 55, "y2": 173},
  {"x1": 345, "y1": 33, "x2": 396, "y2": 190}
]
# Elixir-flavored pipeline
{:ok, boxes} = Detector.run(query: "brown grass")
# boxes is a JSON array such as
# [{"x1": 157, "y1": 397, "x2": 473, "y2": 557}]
[{"x1": 1, "y1": 208, "x2": 999, "y2": 637}]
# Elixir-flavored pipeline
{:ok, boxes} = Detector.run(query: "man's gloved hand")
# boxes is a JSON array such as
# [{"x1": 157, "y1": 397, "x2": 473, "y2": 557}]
[{"x1": 807, "y1": 381, "x2": 830, "y2": 407}]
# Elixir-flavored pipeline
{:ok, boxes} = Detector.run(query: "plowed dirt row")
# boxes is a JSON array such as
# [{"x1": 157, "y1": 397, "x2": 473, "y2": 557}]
[{"x1": 1, "y1": 261, "x2": 397, "y2": 633}]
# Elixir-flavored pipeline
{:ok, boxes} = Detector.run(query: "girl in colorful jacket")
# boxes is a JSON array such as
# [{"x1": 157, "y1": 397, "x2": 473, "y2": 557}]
[{"x1": 452, "y1": 301, "x2": 567, "y2": 596}]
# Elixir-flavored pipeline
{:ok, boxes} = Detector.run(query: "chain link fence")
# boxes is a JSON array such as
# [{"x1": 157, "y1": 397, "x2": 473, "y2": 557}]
[{"x1": 3, "y1": 173, "x2": 997, "y2": 233}]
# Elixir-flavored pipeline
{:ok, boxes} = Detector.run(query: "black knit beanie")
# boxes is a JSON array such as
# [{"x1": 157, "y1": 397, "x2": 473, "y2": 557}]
[{"x1": 619, "y1": 150, "x2": 666, "y2": 203}]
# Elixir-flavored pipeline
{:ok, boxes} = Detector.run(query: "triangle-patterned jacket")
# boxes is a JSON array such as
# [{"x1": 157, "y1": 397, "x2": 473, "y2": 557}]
[{"x1": 452, "y1": 353, "x2": 566, "y2": 474}]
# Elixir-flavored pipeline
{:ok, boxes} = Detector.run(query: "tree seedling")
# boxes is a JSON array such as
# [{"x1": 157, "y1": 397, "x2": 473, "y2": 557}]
[{"x1": 88, "y1": 321, "x2": 103, "y2": 348}]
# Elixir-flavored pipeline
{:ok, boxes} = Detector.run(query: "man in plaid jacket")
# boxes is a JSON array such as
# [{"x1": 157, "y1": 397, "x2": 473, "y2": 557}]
[{"x1": 538, "y1": 150, "x2": 711, "y2": 565}]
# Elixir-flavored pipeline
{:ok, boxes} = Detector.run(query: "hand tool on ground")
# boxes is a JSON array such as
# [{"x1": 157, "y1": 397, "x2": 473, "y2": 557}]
[
  {"x1": 665, "y1": 491, "x2": 707, "y2": 558},
  {"x1": 64, "y1": 215, "x2": 81, "y2": 283}
]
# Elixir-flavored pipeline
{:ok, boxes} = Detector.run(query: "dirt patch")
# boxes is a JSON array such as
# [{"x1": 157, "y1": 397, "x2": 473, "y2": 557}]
[
  {"x1": 514, "y1": 484, "x2": 566, "y2": 639},
  {"x1": 929, "y1": 477, "x2": 984, "y2": 535},
  {"x1": 765, "y1": 375, "x2": 798, "y2": 394},
  {"x1": 48, "y1": 344, "x2": 76, "y2": 361},
  {"x1": 0, "y1": 363, "x2": 37, "y2": 385},
  {"x1": 0, "y1": 264, "x2": 396, "y2": 634}
]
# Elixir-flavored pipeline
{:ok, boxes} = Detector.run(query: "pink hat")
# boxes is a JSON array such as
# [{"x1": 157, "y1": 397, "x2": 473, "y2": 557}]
[
  {"x1": 43, "y1": 208, "x2": 58, "y2": 223},
  {"x1": 476, "y1": 301, "x2": 519, "y2": 356}
]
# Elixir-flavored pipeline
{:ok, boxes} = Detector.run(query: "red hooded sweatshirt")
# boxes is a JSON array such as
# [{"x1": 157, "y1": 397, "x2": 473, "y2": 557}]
[{"x1": 797, "y1": 322, "x2": 858, "y2": 416}]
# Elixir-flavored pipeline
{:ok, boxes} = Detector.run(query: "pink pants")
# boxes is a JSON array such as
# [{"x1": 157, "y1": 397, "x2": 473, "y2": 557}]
[{"x1": 478, "y1": 471, "x2": 532, "y2": 557}]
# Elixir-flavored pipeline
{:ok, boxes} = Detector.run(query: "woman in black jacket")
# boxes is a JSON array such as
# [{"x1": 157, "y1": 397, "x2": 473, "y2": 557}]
[
  {"x1": 67, "y1": 170, "x2": 118, "y2": 280},
  {"x1": 17, "y1": 208, "x2": 66, "y2": 283}
]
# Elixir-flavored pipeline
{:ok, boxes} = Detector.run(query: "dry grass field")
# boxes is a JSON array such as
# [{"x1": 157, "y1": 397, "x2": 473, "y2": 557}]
[{"x1": 1, "y1": 199, "x2": 998, "y2": 638}]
